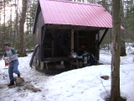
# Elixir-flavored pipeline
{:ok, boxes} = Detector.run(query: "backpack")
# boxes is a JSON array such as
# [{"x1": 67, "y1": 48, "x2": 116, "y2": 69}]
[
  {"x1": 4, "y1": 48, "x2": 16, "y2": 57},
  {"x1": 82, "y1": 52, "x2": 97, "y2": 66}
]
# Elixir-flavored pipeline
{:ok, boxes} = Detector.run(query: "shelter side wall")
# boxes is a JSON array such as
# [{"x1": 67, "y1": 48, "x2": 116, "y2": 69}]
[{"x1": 34, "y1": 11, "x2": 45, "y2": 60}]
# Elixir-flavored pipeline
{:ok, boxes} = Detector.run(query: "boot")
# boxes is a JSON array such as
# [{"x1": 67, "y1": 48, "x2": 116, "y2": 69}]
[
  {"x1": 17, "y1": 74, "x2": 20, "y2": 77},
  {"x1": 8, "y1": 80, "x2": 14, "y2": 86}
]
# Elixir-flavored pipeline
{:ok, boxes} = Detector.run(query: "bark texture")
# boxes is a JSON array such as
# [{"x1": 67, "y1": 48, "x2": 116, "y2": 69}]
[{"x1": 19, "y1": 0, "x2": 28, "y2": 56}]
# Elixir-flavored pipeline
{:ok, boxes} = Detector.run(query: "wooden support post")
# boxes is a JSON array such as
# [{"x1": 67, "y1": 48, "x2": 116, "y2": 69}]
[
  {"x1": 71, "y1": 29, "x2": 74, "y2": 51},
  {"x1": 40, "y1": 61, "x2": 44, "y2": 70},
  {"x1": 52, "y1": 29, "x2": 54, "y2": 56}
]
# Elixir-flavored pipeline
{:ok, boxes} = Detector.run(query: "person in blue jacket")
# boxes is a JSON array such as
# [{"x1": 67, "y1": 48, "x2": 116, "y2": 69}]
[
  {"x1": 3, "y1": 43, "x2": 20, "y2": 86},
  {"x1": 82, "y1": 49, "x2": 97, "y2": 66}
]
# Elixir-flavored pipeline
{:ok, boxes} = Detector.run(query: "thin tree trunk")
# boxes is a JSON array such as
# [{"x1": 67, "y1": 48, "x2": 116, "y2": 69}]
[
  {"x1": 120, "y1": 0, "x2": 126, "y2": 56},
  {"x1": 13, "y1": 0, "x2": 19, "y2": 48},
  {"x1": 9, "y1": 8, "x2": 12, "y2": 40},
  {"x1": 3, "y1": 0, "x2": 5, "y2": 43},
  {"x1": 109, "y1": 0, "x2": 123, "y2": 101},
  {"x1": 0, "y1": 0, "x2": 2, "y2": 51},
  {"x1": 18, "y1": 0, "x2": 28, "y2": 56}
]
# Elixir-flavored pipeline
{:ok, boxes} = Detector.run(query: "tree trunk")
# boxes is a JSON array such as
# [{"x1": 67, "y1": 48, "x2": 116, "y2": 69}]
[
  {"x1": 109, "y1": 0, "x2": 125, "y2": 101},
  {"x1": 120, "y1": 30, "x2": 126, "y2": 56},
  {"x1": 18, "y1": 0, "x2": 28, "y2": 56},
  {"x1": 14, "y1": 0, "x2": 19, "y2": 49},
  {"x1": 120, "y1": 0, "x2": 126, "y2": 56},
  {"x1": 3, "y1": 0, "x2": 6, "y2": 43}
]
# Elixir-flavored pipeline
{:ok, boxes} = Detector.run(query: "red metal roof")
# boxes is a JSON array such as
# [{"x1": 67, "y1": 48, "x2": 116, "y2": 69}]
[{"x1": 39, "y1": 0, "x2": 113, "y2": 28}]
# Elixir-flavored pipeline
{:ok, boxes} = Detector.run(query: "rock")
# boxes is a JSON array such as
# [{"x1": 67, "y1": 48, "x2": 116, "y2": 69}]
[{"x1": 100, "y1": 75, "x2": 109, "y2": 80}]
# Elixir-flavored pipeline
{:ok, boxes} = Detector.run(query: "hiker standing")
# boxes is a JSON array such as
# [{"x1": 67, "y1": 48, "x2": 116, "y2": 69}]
[{"x1": 3, "y1": 43, "x2": 20, "y2": 86}]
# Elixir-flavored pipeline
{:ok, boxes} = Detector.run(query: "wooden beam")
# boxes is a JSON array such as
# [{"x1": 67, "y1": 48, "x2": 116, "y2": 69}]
[
  {"x1": 52, "y1": 29, "x2": 54, "y2": 56},
  {"x1": 71, "y1": 29, "x2": 74, "y2": 51},
  {"x1": 98, "y1": 28, "x2": 109, "y2": 46}
]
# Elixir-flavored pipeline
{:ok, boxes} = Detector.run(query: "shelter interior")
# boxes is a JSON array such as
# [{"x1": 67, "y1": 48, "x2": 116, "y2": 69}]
[{"x1": 43, "y1": 28, "x2": 98, "y2": 59}]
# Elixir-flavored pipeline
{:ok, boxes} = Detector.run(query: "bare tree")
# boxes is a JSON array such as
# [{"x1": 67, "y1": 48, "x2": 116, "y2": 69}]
[
  {"x1": 18, "y1": 0, "x2": 28, "y2": 56},
  {"x1": 120, "y1": 0, "x2": 126, "y2": 56},
  {"x1": 13, "y1": 0, "x2": 19, "y2": 48},
  {"x1": 108, "y1": 0, "x2": 126, "y2": 101}
]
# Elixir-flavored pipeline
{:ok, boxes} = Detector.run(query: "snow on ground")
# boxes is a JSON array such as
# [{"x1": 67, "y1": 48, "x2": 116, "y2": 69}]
[{"x1": 0, "y1": 45, "x2": 134, "y2": 101}]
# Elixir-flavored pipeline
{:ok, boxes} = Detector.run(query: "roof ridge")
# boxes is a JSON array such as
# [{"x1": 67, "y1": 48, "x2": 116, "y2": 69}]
[
  {"x1": 46, "y1": 0, "x2": 102, "y2": 7},
  {"x1": 38, "y1": 0, "x2": 113, "y2": 28}
]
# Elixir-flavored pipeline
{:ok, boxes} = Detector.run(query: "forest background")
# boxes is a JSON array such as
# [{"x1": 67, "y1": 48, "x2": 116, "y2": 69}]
[{"x1": 0, "y1": 0, "x2": 134, "y2": 56}]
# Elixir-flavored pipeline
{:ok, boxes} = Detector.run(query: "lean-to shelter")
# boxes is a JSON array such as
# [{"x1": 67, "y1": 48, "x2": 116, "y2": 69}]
[{"x1": 31, "y1": 0, "x2": 113, "y2": 70}]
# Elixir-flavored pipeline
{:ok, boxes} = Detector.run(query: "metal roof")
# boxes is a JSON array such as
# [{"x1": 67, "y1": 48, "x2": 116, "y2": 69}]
[{"x1": 39, "y1": 0, "x2": 113, "y2": 28}]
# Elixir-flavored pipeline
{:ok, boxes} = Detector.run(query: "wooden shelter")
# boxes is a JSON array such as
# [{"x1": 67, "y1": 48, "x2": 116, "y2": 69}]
[{"x1": 30, "y1": 0, "x2": 113, "y2": 70}]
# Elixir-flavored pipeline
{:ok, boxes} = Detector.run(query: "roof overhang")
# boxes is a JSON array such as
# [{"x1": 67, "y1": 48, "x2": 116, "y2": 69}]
[
  {"x1": 39, "y1": 0, "x2": 113, "y2": 28},
  {"x1": 45, "y1": 24, "x2": 109, "y2": 31}
]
